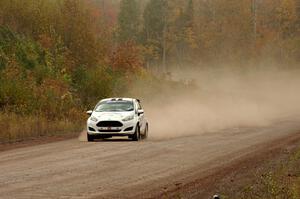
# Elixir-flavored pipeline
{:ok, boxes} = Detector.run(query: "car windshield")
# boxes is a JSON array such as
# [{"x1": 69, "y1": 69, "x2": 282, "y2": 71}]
[{"x1": 95, "y1": 101, "x2": 134, "y2": 112}]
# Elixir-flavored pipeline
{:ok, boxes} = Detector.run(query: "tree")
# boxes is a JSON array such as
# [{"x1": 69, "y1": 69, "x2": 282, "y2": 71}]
[
  {"x1": 174, "y1": 0, "x2": 197, "y2": 65},
  {"x1": 296, "y1": 0, "x2": 300, "y2": 61},
  {"x1": 60, "y1": 0, "x2": 100, "y2": 68},
  {"x1": 117, "y1": 0, "x2": 140, "y2": 43},
  {"x1": 252, "y1": 0, "x2": 257, "y2": 43},
  {"x1": 275, "y1": 0, "x2": 299, "y2": 62},
  {"x1": 297, "y1": 0, "x2": 300, "y2": 27},
  {"x1": 142, "y1": 0, "x2": 168, "y2": 71}
]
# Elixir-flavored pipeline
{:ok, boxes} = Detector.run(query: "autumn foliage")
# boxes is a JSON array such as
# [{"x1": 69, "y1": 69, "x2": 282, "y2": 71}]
[{"x1": 0, "y1": 0, "x2": 299, "y2": 142}]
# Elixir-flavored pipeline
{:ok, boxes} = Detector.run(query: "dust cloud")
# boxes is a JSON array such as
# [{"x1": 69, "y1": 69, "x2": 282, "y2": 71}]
[
  {"x1": 78, "y1": 130, "x2": 87, "y2": 142},
  {"x1": 143, "y1": 66, "x2": 300, "y2": 139}
]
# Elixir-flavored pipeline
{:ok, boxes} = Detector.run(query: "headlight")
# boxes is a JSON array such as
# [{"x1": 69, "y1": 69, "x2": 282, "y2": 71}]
[
  {"x1": 90, "y1": 116, "x2": 98, "y2": 122},
  {"x1": 122, "y1": 115, "x2": 134, "y2": 122}
]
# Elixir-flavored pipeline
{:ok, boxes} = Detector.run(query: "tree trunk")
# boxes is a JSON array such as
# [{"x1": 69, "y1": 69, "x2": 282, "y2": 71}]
[
  {"x1": 252, "y1": 0, "x2": 257, "y2": 43},
  {"x1": 162, "y1": 18, "x2": 167, "y2": 73}
]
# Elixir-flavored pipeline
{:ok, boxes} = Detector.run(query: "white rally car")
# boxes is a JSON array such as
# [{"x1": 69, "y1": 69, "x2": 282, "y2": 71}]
[{"x1": 86, "y1": 98, "x2": 148, "y2": 141}]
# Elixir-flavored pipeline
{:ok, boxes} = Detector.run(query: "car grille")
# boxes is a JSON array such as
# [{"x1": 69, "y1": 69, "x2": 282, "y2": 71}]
[
  {"x1": 96, "y1": 121, "x2": 123, "y2": 127},
  {"x1": 98, "y1": 129, "x2": 122, "y2": 132}
]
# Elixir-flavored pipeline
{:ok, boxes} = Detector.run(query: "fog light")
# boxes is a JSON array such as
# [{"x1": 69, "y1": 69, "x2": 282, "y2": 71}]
[
  {"x1": 124, "y1": 127, "x2": 134, "y2": 131},
  {"x1": 89, "y1": 127, "x2": 96, "y2": 131}
]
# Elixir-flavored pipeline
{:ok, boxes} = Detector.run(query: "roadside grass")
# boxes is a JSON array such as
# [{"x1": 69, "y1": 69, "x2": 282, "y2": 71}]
[
  {"x1": 222, "y1": 146, "x2": 300, "y2": 199},
  {"x1": 0, "y1": 113, "x2": 83, "y2": 144}
]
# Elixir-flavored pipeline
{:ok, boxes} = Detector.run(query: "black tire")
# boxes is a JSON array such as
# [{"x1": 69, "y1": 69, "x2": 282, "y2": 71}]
[
  {"x1": 142, "y1": 124, "x2": 148, "y2": 139},
  {"x1": 87, "y1": 133, "x2": 94, "y2": 142},
  {"x1": 132, "y1": 125, "x2": 140, "y2": 141}
]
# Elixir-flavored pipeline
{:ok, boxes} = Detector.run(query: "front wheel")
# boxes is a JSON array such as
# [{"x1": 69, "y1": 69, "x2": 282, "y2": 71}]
[
  {"x1": 132, "y1": 125, "x2": 140, "y2": 141},
  {"x1": 87, "y1": 133, "x2": 94, "y2": 142}
]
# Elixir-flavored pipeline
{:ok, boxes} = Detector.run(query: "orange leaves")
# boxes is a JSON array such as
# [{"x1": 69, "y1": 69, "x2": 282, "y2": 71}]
[
  {"x1": 38, "y1": 34, "x2": 53, "y2": 49},
  {"x1": 184, "y1": 27, "x2": 197, "y2": 49},
  {"x1": 39, "y1": 78, "x2": 69, "y2": 97},
  {"x1": 109, "y1": 41, "x2": 143, "y2": 73}
]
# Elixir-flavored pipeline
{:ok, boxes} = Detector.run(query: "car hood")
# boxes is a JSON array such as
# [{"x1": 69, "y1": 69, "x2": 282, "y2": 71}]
[{"x1": 91, "y1": 111, "x2": 134, "y2": 121}]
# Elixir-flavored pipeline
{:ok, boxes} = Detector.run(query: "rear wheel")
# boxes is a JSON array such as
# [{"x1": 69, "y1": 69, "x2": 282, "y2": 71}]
[
  {"x1": 87, "y1": 133, "x2": 94, "y2": 142},
  {"x1": 132, "y1": 125, "x2": 140, "y2": 141}
]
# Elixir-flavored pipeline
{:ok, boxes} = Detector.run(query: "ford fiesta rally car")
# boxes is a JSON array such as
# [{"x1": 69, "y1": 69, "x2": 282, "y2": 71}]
[{"x1": 86, "y1": 98, "x2": 148, "y2": 141}]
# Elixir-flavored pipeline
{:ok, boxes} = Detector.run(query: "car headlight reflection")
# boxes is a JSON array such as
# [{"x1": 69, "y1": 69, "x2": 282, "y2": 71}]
[
  {"x1": 122, "y1": 115, "x2": 134, "y2": 122},
  {"x1": 90, "y1": 116, "x2": 98, "y2": 122}
]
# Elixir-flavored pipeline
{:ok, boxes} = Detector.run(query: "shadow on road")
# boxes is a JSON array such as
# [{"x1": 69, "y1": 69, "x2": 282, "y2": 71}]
[{"x1": 92, "y1": 138, "x2": 132, "y2": 142}]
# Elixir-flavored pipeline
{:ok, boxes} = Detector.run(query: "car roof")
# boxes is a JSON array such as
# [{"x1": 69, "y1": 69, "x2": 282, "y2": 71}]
[{"x1": 99, "y1": 98, "x2": 136, "y2": 103}]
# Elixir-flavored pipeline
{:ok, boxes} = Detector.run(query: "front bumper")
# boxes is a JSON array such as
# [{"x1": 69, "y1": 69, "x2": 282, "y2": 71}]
[{"x1": 87, "y1": 120, "x2": 136, "y2": 136}]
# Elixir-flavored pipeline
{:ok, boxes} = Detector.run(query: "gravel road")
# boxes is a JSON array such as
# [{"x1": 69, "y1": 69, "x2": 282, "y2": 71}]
[{"x1": 1, "y1": 119, "x2": 300, "y2": 199}]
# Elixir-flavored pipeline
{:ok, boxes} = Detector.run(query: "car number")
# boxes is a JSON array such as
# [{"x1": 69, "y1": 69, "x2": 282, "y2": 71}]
[{"x1": 100, "y1": 127, "x2": 120, "y2": 130}]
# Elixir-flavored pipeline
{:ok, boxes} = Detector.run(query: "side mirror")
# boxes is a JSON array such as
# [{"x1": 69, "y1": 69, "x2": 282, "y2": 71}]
[
  {"x1": 137, "y1": 109, "x2": 144, "y2": 116},
  {"x1": 86, "y1": 110, "x2": 93, "y2": 115}
]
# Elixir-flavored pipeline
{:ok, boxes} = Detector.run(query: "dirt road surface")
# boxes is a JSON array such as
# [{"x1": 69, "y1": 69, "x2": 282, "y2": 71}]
[{"x1": 1, "y1": 118, "x2": 300, "y2": 199}]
